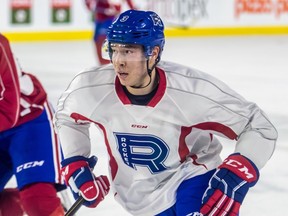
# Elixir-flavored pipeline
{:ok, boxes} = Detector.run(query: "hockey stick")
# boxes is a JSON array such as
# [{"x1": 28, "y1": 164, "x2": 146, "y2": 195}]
[{"x1": 64, "y1": 196, "x2": 85, "y2": 216}]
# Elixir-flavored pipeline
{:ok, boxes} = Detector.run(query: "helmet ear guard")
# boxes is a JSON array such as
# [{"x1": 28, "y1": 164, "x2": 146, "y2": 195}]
[{"x1": 104, "y1": 10, "x2": 165, "y2": 62}]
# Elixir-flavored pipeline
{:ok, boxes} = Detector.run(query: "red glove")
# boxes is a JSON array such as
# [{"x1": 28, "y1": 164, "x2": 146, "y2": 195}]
[
  {"x1": 200, "y1": 153, "x2": 259, "y2": 216},
  {"x1": 61, "y1": 156, "x2": 110, "y2": 208}
]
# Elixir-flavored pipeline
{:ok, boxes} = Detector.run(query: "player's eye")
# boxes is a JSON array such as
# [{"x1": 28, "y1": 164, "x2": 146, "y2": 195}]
[{"x1": 125, "y1": 49, "x2": 133, "y2": 54}]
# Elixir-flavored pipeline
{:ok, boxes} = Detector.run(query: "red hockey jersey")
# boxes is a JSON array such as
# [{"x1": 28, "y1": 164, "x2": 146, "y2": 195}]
[{"x1": 0, "y1": 34, "x2": 47, "y2": 132}]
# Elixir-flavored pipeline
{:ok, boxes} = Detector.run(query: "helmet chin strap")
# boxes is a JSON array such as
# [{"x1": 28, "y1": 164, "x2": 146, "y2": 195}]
[{"x1": 130, "y1": 57, "x2": 159, "y2": 89}]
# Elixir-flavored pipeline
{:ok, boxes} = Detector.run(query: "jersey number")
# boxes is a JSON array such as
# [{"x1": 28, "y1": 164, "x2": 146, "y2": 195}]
[{"x1": 114, "y1": 133, "x2": 169, "y2": 174}]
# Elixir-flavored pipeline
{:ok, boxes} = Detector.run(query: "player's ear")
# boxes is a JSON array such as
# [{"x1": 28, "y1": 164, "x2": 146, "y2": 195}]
[{"x1": 151, "y1": 46, "x2": 160, "y2": 61}]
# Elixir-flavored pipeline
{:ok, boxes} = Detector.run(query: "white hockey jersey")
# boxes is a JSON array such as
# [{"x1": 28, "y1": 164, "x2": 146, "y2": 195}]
[{"x1": 54, "y1": 61, "x2": 277, "y2": 216}]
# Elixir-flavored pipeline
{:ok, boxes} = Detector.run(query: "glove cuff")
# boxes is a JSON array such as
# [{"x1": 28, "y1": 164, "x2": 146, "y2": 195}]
[
  {"x1": 219, "y1": 153, "x2": 259, "y2": 186},
  {"x1": 61, "y1": 155, "x2": 90, "y2": 167}
]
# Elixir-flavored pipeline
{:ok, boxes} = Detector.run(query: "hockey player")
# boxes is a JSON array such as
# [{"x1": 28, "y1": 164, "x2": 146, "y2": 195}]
[
  {"x1": 84, "y1": 0, "x2": 136, "y2": 65},
  {"x1": 55, "y1": 10, "x2": 278, "y2": 216},
  {"x1": 0, "y1": 33, "x2": 66, "y2": 216}
]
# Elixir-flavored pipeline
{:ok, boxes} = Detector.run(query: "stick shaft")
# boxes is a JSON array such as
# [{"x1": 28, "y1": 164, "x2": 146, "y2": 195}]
[{"x1": 64, "y1": 196, "x2": 85, "y2": 216}]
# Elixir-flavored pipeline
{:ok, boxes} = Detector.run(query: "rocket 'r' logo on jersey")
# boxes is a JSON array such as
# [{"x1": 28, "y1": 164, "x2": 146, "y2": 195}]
[{"x1": 114, "y1": 133, "x2": 169, "y2": 174}]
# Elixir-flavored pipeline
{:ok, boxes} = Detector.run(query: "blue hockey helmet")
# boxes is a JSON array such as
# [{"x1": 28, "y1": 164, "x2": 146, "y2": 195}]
[{"x1": 106, "y1": 10, "x2": 165, "y2": 61}]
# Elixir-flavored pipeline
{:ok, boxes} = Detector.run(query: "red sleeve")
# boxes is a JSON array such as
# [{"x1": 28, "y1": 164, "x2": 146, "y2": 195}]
[
  {"x1": 16, "y1": 72, "x2": 47, "y2": 126},
  {"x1": 0, "y1": 34, "x2": 20, "y2": 132}
]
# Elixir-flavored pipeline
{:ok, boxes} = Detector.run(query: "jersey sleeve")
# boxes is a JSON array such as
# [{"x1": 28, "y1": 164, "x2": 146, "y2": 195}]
[
  {"x1": 16, "y1": 72, "x2": 47, "y2": 126},
  {"x1": 54, "y1": 66, "x2": 112, "y2": 159},
  {"x1": 196, "y1": 72, "x2": 277, "y2": 169},
  {"x1": 54, "y1": 73, "x2": 93, "y2": 159},
  {"x1": 161, "y1": 61, "x2": 278, "y2": 170},
  {"x1": 0, "y1": 34, "x2": 48, "y2": 131},
  {"x1": 211, "y1": 80, "x2": 277, "y2": 170},
  {"x1": 0, "y1": 34, "x2": 21, "y2": 132}
]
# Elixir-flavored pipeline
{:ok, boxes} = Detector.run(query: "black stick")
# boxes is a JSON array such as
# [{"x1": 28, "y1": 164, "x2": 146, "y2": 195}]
[{"x1": 64, "y1": 196, "x2": 85, "y2": 216}]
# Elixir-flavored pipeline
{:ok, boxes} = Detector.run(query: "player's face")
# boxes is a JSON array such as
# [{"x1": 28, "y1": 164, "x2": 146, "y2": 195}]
[{"x1": 111, "y1": 43, "x2": 149, "y2": 88}]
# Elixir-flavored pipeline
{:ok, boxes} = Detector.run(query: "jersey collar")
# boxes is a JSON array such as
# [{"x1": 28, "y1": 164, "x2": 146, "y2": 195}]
[{"x1": 115, "y1": 67, "x2": 166, "y2": 107}]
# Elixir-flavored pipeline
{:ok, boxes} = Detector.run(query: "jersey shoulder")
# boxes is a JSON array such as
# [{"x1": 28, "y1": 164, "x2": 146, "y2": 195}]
[
  {"x1": 158, "y1": 60, "x2": 218, "y2": 83},
  {"x1": 67, "y1": 64, "x2": 115, "y2": 91},
  {"x1": 157, "y1": 60, "x2": 245, "y2": 102}
]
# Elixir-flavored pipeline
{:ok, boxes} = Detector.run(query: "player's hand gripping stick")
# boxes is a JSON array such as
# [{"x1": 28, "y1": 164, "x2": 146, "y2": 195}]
[{"x1": 61, "y1": 156, "x2": 110, "y2": 215}]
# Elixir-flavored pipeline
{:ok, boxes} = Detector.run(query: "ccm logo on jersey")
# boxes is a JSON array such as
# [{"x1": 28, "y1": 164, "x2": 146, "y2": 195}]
[
  {"x1": 16, "y1": 160, "x2": 45, "y2": 173},
  {"x1": 131, "y1": 124, "x2": 148, "y2": 128},
  {"x1": 223, "y1": 158, "x2": 254, "y2": 179}
]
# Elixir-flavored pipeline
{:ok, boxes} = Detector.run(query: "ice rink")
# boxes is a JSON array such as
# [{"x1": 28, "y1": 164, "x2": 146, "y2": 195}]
[{"x1": 8, "y1": 35, "x2": 288, "y2": 215}]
